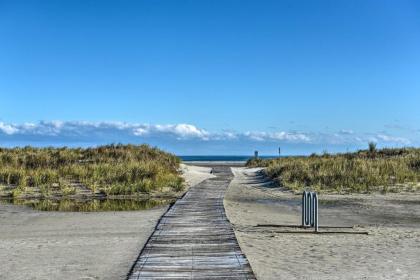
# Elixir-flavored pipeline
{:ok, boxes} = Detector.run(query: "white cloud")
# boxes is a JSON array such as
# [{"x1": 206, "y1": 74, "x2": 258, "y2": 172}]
[
  {"x1": 243, "y1": 131, "x2": 311, "y2": 142},
  {"x1": 133, "y1": 124, "x2": 210, "y2": 139},
  {"x1": 339, "y1": 129, "x2": 354, "y2": 135},
  {"x1": 0, "y1": 122, "x2": 18, "y2": 135},
  {"x1": 0, "y1": 121, "x2": 416, "y2": 148},
  {"x1": 375, "y1": 134, "x2": 411, "y2": 145},
  {"x1": 154, "y1": 124, "x2": 210, "y2": 140},
  {"x1": 133, "y1": 126, "x2": 149, "y2": 136}
]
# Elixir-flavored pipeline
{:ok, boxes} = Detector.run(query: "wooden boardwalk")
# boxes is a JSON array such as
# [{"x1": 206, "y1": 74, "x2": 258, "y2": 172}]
[{"x1": 128, "y1": 166, "x2": 256, "y2": 280}]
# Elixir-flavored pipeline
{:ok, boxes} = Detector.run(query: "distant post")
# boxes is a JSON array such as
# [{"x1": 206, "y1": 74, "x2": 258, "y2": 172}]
[
  {"x1": 278, "y1": 147, "x2": 281, "y2": 157},
  {"x1": 254, "y1": 150, "x2": 259, "y2": 159}
]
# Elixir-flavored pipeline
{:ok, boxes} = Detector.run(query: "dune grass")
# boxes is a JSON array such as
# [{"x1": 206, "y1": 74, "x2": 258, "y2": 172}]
[
  {"x1": 6, "y1": 198, "x2": 173, "y2": 212},
  {"x1": 246, "y1": 147, "x2": 420, "y2": 193},
  {"x1": 0, "y1": 144, "x2": 183, "y2": 198}
]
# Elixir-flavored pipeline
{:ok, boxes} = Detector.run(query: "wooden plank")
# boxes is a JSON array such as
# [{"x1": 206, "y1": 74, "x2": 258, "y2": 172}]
[{"x1": 127, "y1": 166, "x2": 256, "y2": 280}]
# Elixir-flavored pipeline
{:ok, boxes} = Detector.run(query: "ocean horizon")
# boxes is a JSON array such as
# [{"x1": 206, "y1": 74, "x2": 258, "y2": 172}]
[{"x1": 179, "y1": 155, "x2": 280, "y2": 162}]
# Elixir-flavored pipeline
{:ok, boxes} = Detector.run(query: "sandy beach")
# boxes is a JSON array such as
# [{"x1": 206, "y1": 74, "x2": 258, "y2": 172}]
[
  {"x1": 2, "y1": 163, "x2": 419, "y2": 280},
  {"x1": 0, "y1": 164, "x2": 212, "y2": 280},
  {"x1": 179, "y1": 163, "x2": 215, "y2": 189},
  {"x1": 224, "y1": 167, "x2": 420, "y2": 280}
]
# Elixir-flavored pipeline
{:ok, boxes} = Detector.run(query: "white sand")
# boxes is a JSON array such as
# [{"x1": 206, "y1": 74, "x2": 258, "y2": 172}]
[
  {"x1": 0, "y1": 164, "x2": 213, "y2": 280},
  {"x1": 224, "y1": 167, "x2": 420, "y2": 280},
  {"x1": 180, "y1": 163, "x2": 215, "y2": 189},
  {"x1": 0, "y1": 205, "x2": 165, "y2": 280}
]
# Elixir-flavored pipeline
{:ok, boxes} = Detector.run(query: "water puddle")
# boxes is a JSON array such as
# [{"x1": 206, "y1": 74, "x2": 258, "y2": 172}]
[{"x1": 0, "y1": 198, "x2": 174, "y2": 212}]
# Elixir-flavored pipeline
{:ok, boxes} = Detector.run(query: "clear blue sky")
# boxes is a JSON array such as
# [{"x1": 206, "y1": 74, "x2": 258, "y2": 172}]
[{"x1": 1, "y1": 0, "x2": 419, "y2": 154}]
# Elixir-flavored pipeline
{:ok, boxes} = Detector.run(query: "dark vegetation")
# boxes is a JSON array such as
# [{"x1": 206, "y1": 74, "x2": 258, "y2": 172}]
[
  {"x1": 0, "y1": 144, "x2": 183, "y2": 198},
  {"x1": 246, "y1": 146, "x2": 420, "y2": 193},
  {"x1": 3, "y1": 198, "x2": 173, "y2": 212}
]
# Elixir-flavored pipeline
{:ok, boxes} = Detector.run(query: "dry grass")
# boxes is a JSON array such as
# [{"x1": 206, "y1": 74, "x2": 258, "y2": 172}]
[
  {"x1": 246, "y1": 147, "x2": 420, "y2": 193},
  {"x1": 0, "y1": 144, "x2": 183, "y2": 198}
]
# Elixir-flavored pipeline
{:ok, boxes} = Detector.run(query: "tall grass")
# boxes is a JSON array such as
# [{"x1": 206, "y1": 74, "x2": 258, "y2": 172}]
[
  {"x1": 246, "y1": 147, "x2": 420, "y2": 193},
  {"x1": 0, "y1": 144, "x2": 183, "y2": 197}
]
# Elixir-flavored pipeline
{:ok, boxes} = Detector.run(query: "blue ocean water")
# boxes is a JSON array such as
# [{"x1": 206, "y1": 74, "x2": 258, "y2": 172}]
[{"x1": 179, "y1": 155, "x2": 278, "y2": 162}]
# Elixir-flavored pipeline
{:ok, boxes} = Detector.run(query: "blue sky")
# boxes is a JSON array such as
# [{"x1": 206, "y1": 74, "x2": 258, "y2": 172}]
[{"x1": 1, "y1": 0, "x2": 419, "y2": 155}]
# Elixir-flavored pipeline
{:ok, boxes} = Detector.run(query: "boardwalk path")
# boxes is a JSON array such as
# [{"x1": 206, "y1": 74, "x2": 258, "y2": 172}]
[{"x1": 128, "y1": 166, "x2": 256, "y2": 280}]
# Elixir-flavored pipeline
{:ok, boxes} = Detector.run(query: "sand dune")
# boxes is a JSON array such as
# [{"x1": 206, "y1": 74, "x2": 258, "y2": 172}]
[
  {"x1": 180, "y1": 163, "x2": 215, "y2": 188},
  {"x1": 224, "y1": 167, "x2": 420, "y2": 280},
  {"x1": 0, "y1": 164, "x2": 213, "y2": 280}
]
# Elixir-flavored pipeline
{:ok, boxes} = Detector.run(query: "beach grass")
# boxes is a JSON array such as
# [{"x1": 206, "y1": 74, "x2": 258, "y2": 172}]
[
  {"x1": 0, "y1": 144, "x2": 183, "y2": 198},
  {"x1": 246, "y1": 147, "x2": 420, "y2": 193}
]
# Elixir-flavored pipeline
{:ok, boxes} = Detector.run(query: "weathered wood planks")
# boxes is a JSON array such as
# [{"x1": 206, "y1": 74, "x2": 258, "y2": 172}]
[{"x1": 127, "y1": 166, "x2": 256, "y2": 280}]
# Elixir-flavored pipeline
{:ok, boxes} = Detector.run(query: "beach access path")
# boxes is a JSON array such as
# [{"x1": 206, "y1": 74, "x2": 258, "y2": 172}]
[{"x1": 128, "y1": 166, "x2": 255, "y2": 279}]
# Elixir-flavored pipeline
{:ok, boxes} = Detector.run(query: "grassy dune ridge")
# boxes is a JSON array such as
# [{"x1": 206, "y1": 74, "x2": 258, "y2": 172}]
[
  {"x1": 246, "y1": 147, "x2": 420, "y2": 193},
  {"x1": 0, "y1": 144, "x2": 183, "y2": 198}
]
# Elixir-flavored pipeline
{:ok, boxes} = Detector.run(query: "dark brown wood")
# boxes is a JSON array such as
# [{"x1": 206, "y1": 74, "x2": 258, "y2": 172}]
[{"x1": 128, "y1": 166, "x2": 256, "y2": 280}]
